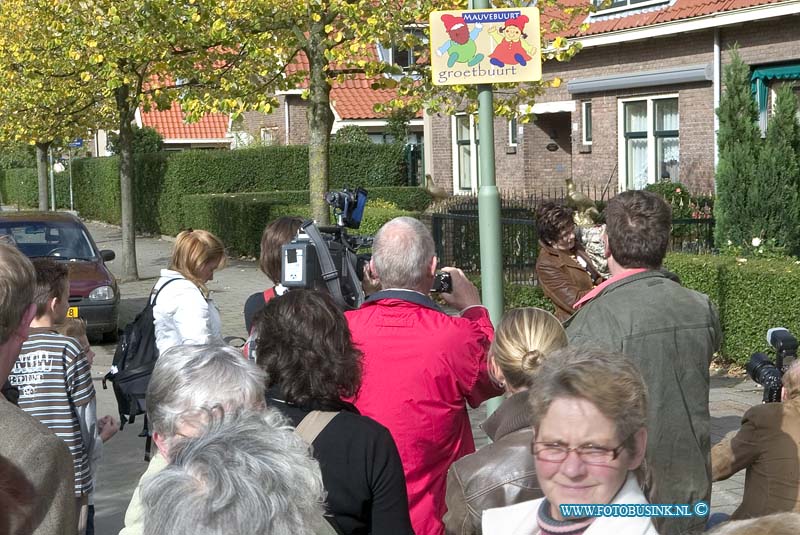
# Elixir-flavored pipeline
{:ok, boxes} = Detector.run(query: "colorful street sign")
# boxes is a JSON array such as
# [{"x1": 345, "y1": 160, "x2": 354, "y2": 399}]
[{"x1": 430, "y1": 8, "x2": 541, "y2": 86}]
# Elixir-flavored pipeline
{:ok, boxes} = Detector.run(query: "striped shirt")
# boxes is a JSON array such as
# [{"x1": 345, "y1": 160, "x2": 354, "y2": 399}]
[{"x1": 10, "y1": 328, "x2": 95, "y2": 497}]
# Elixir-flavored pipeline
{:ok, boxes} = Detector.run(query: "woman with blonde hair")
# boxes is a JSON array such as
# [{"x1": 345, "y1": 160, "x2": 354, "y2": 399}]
[
  {"x1": 153, "y1": 229, "x2": 226, "y2": 355},
  {"x1": 444, "y1": 307, "x2": 568, "y2": 535}
]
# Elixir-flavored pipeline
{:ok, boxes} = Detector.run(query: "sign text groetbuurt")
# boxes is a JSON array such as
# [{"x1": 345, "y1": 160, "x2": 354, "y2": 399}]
[{"x1": 430, "y1": 8, "x2": 541, "y2": 86}]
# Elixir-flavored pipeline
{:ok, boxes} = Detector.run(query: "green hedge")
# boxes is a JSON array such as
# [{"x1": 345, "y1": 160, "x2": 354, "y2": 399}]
[
  {"x1": 665, "y1": 253, "x2": 800, "y2": 364},
  {"x1": 1, "y1": 167, "x2": 73, "y2": 210},
  {"x1": 489, "y1": 253, "x2": 800, "y2": 365},
  {"x1": 156, "y1": 144, "x2": 407, "y2": 234},
  {"x1": 469, "y1": 276, "x2": 556, "y2": 314},
  {"x1": 7, "y1": 143, "x2": 408, "y2": 234},
  {"x1": 181, "y1": 193, "x2": 417, "y2": 257}
]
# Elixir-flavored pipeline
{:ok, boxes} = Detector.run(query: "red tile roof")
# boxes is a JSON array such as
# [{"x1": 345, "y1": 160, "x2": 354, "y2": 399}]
[
  {"x1": 140, "y1": 102, "x2": 229, "y2": 140},
  {"x1": 563, "y1": 0, "x2": 785, "y2": 37},
  {"x1": 331, "y1": 74, "x2": 404, "y2": 120},
  {"x1": 286, "y1": 47, "x2": 412, "y2": 120}
]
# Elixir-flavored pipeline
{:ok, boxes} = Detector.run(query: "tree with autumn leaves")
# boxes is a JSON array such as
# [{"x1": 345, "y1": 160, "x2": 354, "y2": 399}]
[{"x1": 0, "y1": 0, "x2": 585, "y2": 280}]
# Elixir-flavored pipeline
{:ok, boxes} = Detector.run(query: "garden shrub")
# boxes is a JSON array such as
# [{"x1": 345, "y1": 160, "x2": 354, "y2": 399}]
[
  {"x1": 714, "y1": 49, "x2": 800, "y2": 254},
  {"x1": 158, "y1": 144, "x2": 407, "y2": 234},
  {"x1": 2, "y1": 168, "x2": 38, "y2": 207},
  {"x1": 469, "y1": 275, "x2": 555, "y2": 315},
  {"x1": 1, "y1": 144, "x2": 408, "y2": 235},
  {"x1": 332, "y1": 125, "x2": 372, "y2": 144},
  {"x1": 665, "y1": 252, "x2": 800, "y2": 364},
  {"x1": 644, "y1": 181, "x2": 693, "y2": 219},
  {"x1": 181, "y1": 193, "x2": 416, "y2": 258},
  {"x1": 0, "y1": 167, "x2": 73, "y2": 210}
]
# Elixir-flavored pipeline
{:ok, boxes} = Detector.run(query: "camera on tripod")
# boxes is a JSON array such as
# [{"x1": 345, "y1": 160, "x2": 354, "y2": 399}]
[
  {"x1": 281, "y1": 187, "x2": 371, "y2": 310},
  {"x1": 747, "y1": 328, "x2": 798, "y2": 403}
]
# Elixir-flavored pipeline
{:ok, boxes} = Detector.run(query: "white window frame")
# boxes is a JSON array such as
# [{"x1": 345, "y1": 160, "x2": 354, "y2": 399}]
[
  {"x1": 451, "y1": 114, "x2": 480, "y2": 194},
  {"x1": 591, "y1": 0, "x2": 669, "y2": 16},
  {"x1": 508, "y1": 118, "x2": 518, "y2": 147},
  {"x1": 260, "y1": 127, "x2": 277, "y2": 145},
  {"x1": 617, "y1": 93, "x2": 679, "y2": 191},
  {"x1": 390, "y1": 28, "x2": 428, "y2": 72},
  {"x1": 768, "y1": 81, "x2": 800, "y2": 124},
  {"x1": 582, "y1": 101, "x2": 593, "y2": 145}
]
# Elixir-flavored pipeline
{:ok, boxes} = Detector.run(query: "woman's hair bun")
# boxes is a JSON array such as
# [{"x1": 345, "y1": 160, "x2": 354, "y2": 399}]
[{"x1": 520, "y1": 349, "x2": 544, "y2": 373}]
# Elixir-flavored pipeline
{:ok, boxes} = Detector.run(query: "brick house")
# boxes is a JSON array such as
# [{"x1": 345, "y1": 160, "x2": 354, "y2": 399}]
[
  {"x1": 124, "y1": 47, "x2": 424, "y2": 153},
  {"x1": 91, "y1": 103, "x2": 232, "y2": 156},
  {"x1": 234, "y1": 47, "x2": 423, "y2": 146},
  {"x1": 426, "y1": 0, "x2": 800, "y2": 196}
]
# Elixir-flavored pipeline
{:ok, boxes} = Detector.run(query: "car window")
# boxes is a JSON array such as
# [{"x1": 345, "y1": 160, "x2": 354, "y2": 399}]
[{"x1": 0, "y1": 221, "x2": 96, "y2": 260}]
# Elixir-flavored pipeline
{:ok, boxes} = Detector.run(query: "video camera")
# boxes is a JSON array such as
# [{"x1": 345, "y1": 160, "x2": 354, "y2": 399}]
[
  {"x1": 747, "y1": 328, "x2": 798, "y2": 403},
  {"x1": 281, "y1": 187, "x2": 372, "y2": 310}
]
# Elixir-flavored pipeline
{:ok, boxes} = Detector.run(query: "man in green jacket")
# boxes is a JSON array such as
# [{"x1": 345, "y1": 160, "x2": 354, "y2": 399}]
[{"x1": 565, "y1": 190, "x2": 721, "y2": 535}]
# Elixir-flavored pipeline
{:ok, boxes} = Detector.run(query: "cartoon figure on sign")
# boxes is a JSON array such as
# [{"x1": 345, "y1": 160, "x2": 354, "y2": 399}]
[
  {"x1": 488, "y1": 14, "x2": 535, "y2": 68},
  {"x1": 437, "y1": 14, "x2": 484, "y2": 68}
]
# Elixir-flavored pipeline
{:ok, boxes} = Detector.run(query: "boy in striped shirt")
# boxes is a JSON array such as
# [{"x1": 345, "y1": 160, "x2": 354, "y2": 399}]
[{"x1": 9, "y1": 258, "x2": 96, "y2": 534}]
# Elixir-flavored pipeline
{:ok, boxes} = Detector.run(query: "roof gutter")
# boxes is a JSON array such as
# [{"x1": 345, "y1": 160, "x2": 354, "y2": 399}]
[{"x1": 572, "y1": 1, "x2": 800, "y2": 49}]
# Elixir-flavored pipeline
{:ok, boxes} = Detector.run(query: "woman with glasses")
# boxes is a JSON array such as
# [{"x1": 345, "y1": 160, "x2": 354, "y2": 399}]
[
  {"x1": 444, "y1": 308, "x2": 567, "y2": 534},
  {"x1": 534, "y1": 203, "x2": 602, "y2": 321},
  {"x1": 483, "y1": 347, "x2": 657, "y2": 535}
]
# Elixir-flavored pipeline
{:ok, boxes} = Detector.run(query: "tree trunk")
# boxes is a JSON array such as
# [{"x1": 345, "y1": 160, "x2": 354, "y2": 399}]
[
  {"x1": 35, "y1": 141, "x2": 50, "y2": 211},
  {"x1": 115, "y1": 84, "x2": 139, "y2": 281},
  {"x1": 307, "y1": 35, "x2": 334, "y2": 225}
]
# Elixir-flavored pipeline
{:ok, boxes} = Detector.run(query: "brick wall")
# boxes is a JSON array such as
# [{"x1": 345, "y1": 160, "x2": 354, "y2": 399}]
[
  {"x1": 238, "y1": 95, "x2": 310, "y2": 145},
  {"x1": 430, "y1": 113, "x2": 454, "y2": 192},
  {"x1": 428, "y1": 14, "x2": 800, "y2": 196}
]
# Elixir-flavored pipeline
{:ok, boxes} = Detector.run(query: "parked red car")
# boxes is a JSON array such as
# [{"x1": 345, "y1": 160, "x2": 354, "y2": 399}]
[{"x1": 0, "y1": 211, "x2": 119, "y2": 340}]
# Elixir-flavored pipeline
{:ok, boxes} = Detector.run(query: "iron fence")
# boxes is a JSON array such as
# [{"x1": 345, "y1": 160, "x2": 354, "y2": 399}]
[{"x1": 431, "y1": 213, "x2": 716, "y2": 285}]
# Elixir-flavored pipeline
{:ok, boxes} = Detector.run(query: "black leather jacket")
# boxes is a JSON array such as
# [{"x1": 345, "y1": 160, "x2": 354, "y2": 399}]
[{"x1": 443, "y1": 391, "x2": 542, "y2": 535}]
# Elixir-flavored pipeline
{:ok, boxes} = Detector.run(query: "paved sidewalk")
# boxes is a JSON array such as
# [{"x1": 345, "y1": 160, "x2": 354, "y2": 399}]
[{"x1": 80, "y1": 219, "x2": 760, "y2": 532}]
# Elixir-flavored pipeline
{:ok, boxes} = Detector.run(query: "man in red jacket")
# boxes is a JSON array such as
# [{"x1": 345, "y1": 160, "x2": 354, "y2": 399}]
[{"x1": 346, "y1": 216, "x2": 502, "y2": 535}]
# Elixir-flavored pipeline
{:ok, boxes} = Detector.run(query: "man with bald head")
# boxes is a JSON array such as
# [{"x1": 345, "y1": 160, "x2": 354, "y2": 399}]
[
  {"x1": 346, "y1": 217, "x2": 502, "y2": 535},
  {"x1": 0, "y1": 242, "x2": 75, "y2": 534},
  {"x1": 712, "y1": 359, "x2": 800, "y2": 520}
]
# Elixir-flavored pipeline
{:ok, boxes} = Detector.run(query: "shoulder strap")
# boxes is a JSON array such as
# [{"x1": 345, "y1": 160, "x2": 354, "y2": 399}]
[
  {"x1": 263, "y1": 287, "x2": 277, "y2": 303},
  {"x1": 301, "y1": 221, "x2": 347, "y2": 308},
  {"x1": 149, "y1": 277, "x2": 182, "y2": 306},
  {"x1": 295, "y1": 410, "x2": 339, "y2": 446}
]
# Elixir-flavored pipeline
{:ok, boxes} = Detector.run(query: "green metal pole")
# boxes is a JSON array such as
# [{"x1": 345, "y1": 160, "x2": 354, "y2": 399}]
[{"x1": 473, "y1": 0, "x2": 505, "y2": 417}]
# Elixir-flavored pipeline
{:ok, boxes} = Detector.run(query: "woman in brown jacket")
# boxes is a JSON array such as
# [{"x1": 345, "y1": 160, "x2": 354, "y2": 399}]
[
  {"x1": 534, "y1": 203, "x2": 602, "y2": 321},
  {"x1": 443, "y1": 308, "x2": 567, "y2": 535}
]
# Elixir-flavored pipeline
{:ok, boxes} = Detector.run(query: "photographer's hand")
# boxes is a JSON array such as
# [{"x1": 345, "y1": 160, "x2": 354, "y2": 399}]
[{"x1": 440, "y1": 267, "x2": 482, "y2": 311}]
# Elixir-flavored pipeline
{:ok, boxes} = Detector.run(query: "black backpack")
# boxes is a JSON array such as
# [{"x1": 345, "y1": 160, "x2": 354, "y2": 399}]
[{"x1": 103, "y1": 278, "x2": 179, "y2": 430}]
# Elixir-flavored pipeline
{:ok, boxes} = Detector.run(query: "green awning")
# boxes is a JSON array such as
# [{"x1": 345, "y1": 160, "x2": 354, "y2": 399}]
[{"x1": 751, "y1": 63, "x2": 800, "y2": 133}]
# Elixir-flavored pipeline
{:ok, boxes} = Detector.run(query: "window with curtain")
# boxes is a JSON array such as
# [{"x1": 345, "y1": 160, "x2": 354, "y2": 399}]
[
  {"x1": 655, "y1": 98, "x2": 679, "y2": 182},
  {"x1": 454, "y1": 115, "x2": 479, "y2": 192},
  {"x1": 583, "y1": 101, "x2": 593, "y2": 144},
  {"x1": 620, "y1": 96, "x2": 679, "y2": 190},
  {"x1": 624, "y1": 101, "x2": 648, "y2": 190}
]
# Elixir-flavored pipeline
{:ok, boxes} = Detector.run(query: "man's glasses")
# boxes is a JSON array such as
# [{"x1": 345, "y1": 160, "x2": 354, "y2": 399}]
[{"x1": 531, "y1": 438, "x2": 628, "y2": 466}]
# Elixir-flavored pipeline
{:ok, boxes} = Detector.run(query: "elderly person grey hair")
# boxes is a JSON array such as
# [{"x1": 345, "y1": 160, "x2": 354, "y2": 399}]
[
  {"x1": 371, "y1": 216, "x2": 437, "y2": 291},
  {"x1": 147, "y1": 344, "x2": 267, "y2": 457},
  {"x1": 141, "y1": 409, "x2": 327, "y2": 535},
  {"x1": 369, "y1": 216, "x2": 481, "y2": 309},
  {"x1": 119, "y1": 344, "x2": 267, "y2": 535}
]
